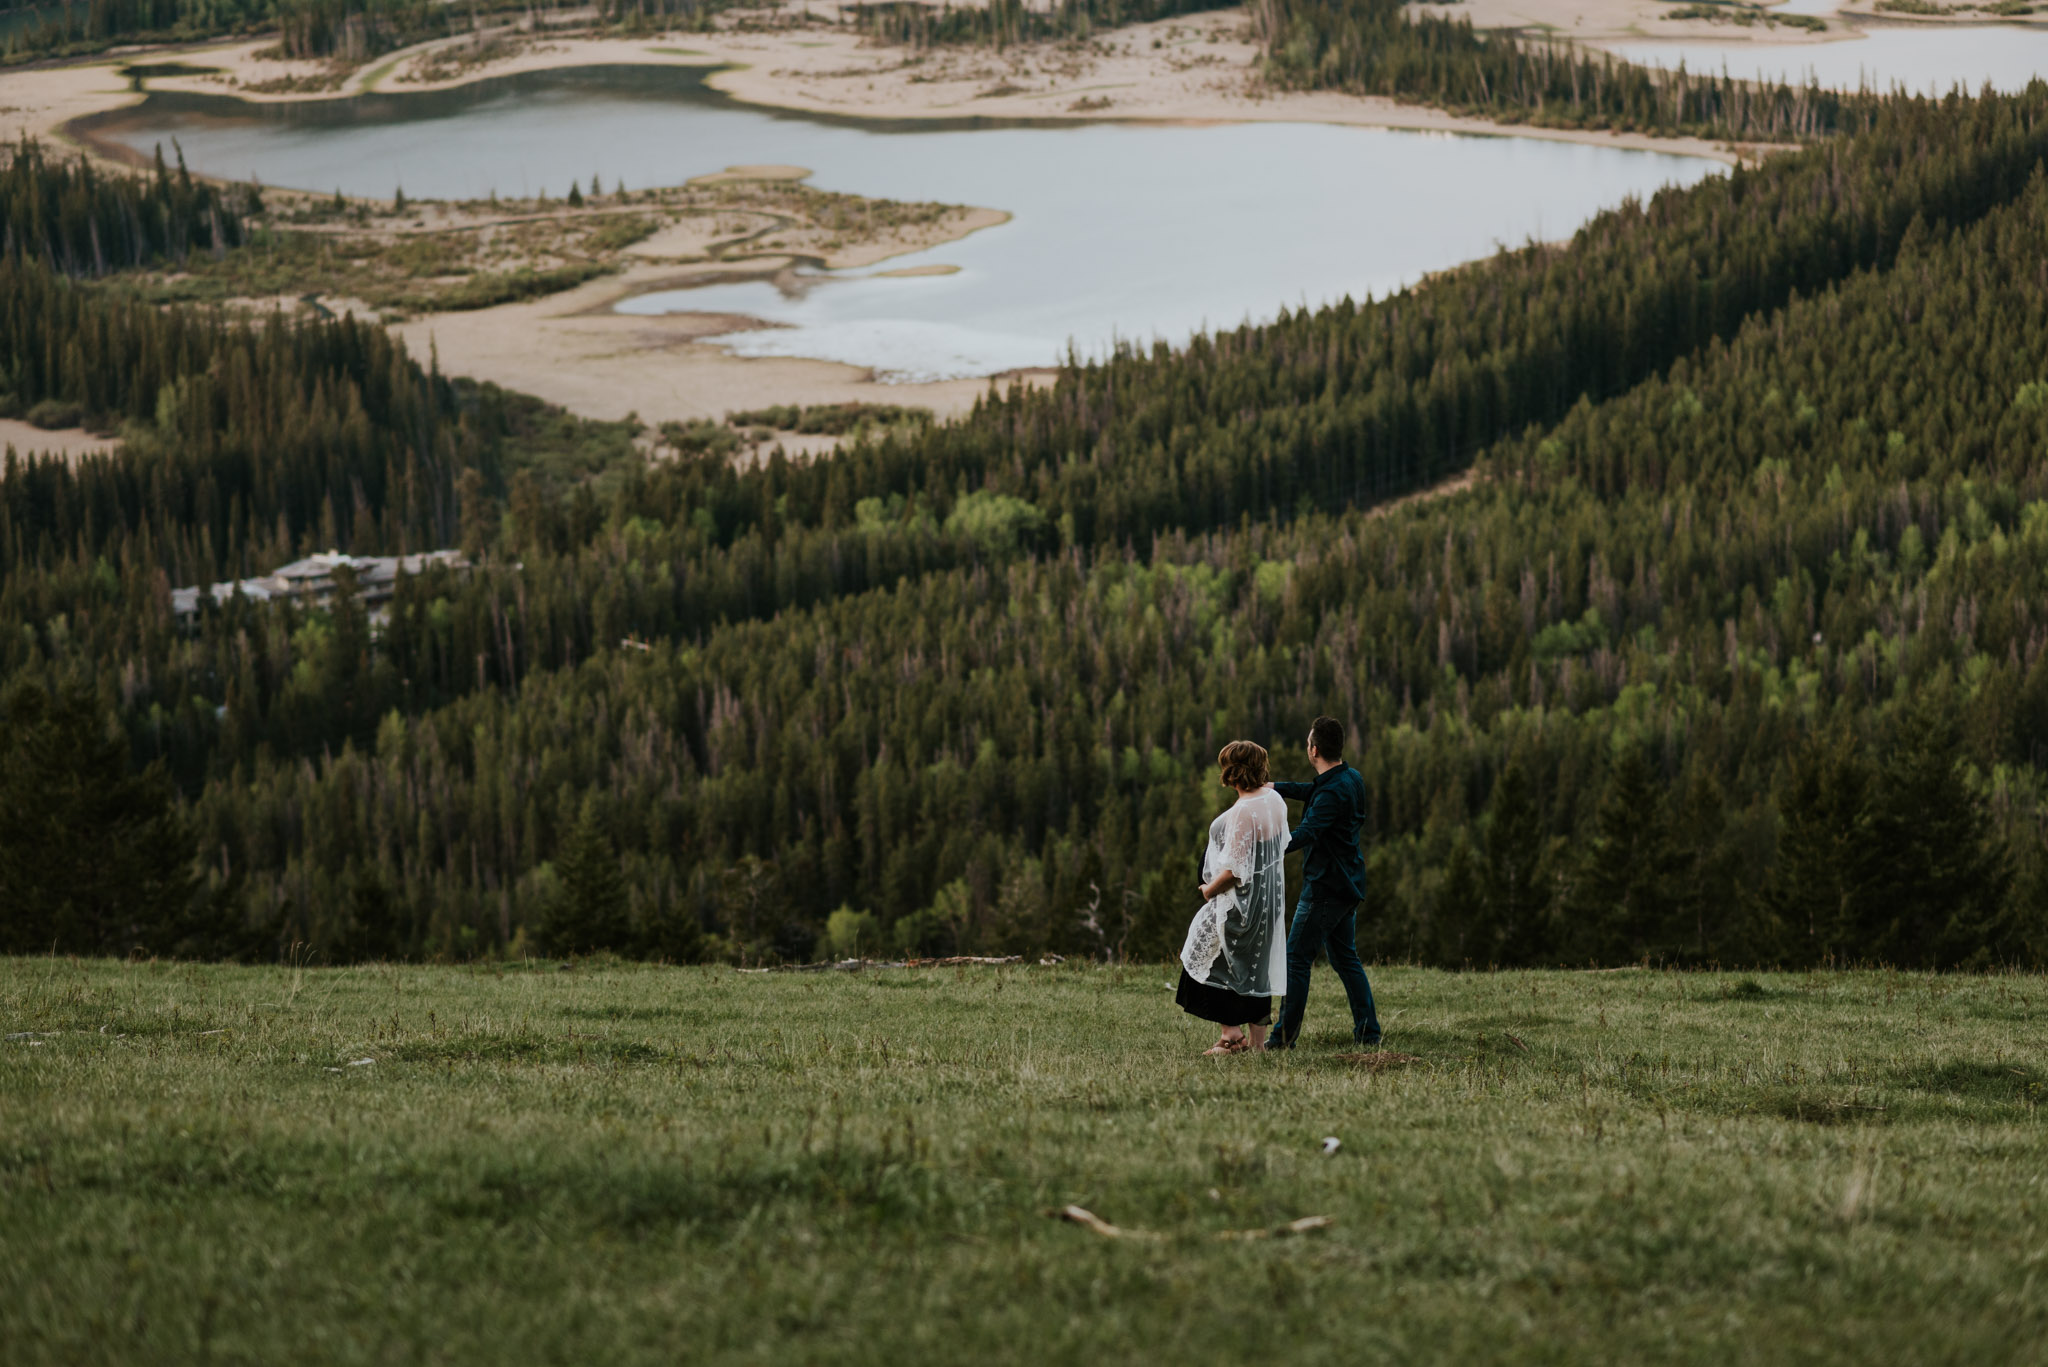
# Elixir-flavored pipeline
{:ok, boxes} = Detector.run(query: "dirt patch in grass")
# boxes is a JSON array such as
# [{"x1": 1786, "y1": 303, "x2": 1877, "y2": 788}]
[
  {"x1": 1762, "y1": 1090, "x2": 1890, "y2": 1126},
  {"x1": 387, "y1": 1031, "x2": 667, "y2": 1066}
]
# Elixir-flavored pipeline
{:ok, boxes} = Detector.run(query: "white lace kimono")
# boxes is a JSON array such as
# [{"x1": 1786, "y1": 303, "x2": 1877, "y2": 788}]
[{"x1": 1180, "y1": 786, "x2": 1288, "y2": 998}]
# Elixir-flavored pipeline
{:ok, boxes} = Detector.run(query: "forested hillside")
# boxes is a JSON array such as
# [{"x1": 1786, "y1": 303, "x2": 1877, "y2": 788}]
[{"x1": 7, "y1": 74, "x2": 2048, "y2": 966}]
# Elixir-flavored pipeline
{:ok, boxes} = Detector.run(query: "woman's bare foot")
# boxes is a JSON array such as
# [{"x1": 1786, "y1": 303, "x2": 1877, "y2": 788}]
[{"x1": 1247, "y1": 1023, "x2": 1269, "y2": 1050}]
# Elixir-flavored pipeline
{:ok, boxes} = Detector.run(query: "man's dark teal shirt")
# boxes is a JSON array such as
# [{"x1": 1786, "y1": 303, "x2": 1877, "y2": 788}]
[{"x1": 1272, "y1": 762, "x2": 1368, "y2": 907}]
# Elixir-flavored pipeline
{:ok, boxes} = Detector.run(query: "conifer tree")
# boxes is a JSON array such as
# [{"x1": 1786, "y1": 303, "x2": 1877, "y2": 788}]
[
  {"x1": 1563, "y1": 745, "x2": 1674, "y2": 964},
  {"x1": 0, "y1": 680, "x2": 203, "y2": 956},
  {"x1": 719, "y1": 855, "x2": 783, "y2": 963},
  {"x1": 1666, "y1": 768, "x2": 1743, "y2": 964},
  {"x1": 1865, "y1": 692, "x2": 2013, "y2": 967},
  {"x1": 1475, "y1": 758, "x2": 1551, "y2": 964},
  {"x1": 534, "y1": 800, "x2": 629, "y2": 955},
  {"x1": 1435, "y1": 836, "x2": 1485, "y2": 965},
  {"x1": 1762, "y1": 722, "x2": 1878, "y2": 967}
]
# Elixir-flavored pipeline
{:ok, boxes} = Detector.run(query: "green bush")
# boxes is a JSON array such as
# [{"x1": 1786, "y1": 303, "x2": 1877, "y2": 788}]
[
  {"x1": 821, "y1": 906, "x2": 881, "y2": 959},
  {"x1": 24, "y1": 398, "x2": 85, "y2": 429}
]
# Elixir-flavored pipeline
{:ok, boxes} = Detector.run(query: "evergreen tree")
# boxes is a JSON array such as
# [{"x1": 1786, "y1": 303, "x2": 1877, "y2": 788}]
[
  {"x1": 1865, "y1": 692, "x2": 2013, "y2": 967},
  {"x1": 1476, "y1": 758, "x2": 1552, "y2": 965},
  {"x1": 1563, "y1": 746, "x2": 1675, "y2": 964},
  {"x1": 1435, "y1": 836, "x2": 1485, "y2": 965},
  {"x1": 1666, "y1": 768, "x2": 1743, "y2": 964},
  {"x1": 718, "y1": 855, "x2": 783, "y2": 963},
  {"x1": 343, "y1": 867, "x2": 407, "y2": 961},
  {"x1": 639, "y1": 884, "x2": 707, "y2": 963},
  {"x1": 0, "y1": 680, "x2": 204, "y2": 956},
  {"x1": 534, "y1": 800, "x2": 628, "y2": 955},
  {"x1": 1762, "y1": 722, "x2": 1878, "y2": 967}
]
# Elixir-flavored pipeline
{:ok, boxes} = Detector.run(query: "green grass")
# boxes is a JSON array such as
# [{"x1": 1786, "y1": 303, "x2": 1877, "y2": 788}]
[{"x1": 3, "y1": 960, "x2": 2045, "y2": 1365}]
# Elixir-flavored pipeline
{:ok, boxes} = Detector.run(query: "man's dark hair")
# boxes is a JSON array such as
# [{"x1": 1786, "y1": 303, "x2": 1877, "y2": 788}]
[{"x1": 1310, "y1": 716, "x2": 1345, "y2": 761}]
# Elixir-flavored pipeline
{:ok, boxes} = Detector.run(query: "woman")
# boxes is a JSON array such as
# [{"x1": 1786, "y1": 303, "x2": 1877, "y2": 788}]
[{"x1": 1178, "y1": 740, "x2": 1289, "y2": 1055}]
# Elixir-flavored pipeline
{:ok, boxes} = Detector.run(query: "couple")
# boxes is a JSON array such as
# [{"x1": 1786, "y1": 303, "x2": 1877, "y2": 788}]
[{"x1": 1176, "y1": 716, "x2": 1383, "y2": 1056}]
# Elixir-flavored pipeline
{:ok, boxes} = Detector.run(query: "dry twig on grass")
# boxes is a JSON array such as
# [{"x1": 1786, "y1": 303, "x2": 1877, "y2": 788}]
[
  {"x1": 1053, "y1": 1206, "x2": 1335, "y2": 1242},
  {"x1": 1215, "y1": 1215, "x2": 1336, "y2": 1241}
]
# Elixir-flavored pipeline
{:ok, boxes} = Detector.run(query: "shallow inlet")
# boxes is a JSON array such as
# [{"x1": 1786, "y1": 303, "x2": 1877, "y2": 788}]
[
  {"x1": 1603, "y1": 24, "x2": 2048, "y2": 95},
  {"x1": 98, "y1": 66, "x2": 1718, "y2": 381}
]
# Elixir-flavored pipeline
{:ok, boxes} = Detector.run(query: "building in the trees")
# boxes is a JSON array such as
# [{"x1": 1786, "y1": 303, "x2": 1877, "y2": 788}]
[{"x1": 171, "y1": 550, "x2": 470, "y2": 624}]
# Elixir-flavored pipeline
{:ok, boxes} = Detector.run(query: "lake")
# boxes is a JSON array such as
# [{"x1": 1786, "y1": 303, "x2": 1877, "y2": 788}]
[{"x1": 98, "y1": 65, "x2": 1718, "y2": 381}]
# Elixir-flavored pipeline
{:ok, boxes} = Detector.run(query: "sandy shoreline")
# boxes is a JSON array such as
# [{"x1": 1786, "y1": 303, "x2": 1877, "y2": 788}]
[
  {"x1": 384, "y1": 258, "x2": 1059, "y2": 434},
  {"x1": 0, "y1": 419, "x2": 121, "y2": 466},
  {"x1": 1, "y1": 0, "x2": 1888, "y2": 440},
  {"x1": 12, "y1": 4, "x2": 1806, "y2": 179}
]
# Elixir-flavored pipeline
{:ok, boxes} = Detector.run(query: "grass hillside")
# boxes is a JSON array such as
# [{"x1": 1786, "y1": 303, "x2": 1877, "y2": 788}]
[{"x1": 3, "y1": 959, "x2": 2043, "y2": 1364}]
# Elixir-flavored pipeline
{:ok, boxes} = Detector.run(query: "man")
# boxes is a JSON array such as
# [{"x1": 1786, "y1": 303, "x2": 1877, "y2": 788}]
[{"x1": 1266, "y1": 716, "x2": 1382, "y2": 1050}]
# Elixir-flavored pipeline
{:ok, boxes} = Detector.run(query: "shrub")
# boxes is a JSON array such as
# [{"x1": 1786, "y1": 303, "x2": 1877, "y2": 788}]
[{"x1": 24, "y1": 397, "x2": 84, "y2": 429}]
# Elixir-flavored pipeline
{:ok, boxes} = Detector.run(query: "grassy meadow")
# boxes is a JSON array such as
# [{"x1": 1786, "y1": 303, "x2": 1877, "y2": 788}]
[{"x1": 2, "y1": 958, "x2": 2045, "y2": 1366}]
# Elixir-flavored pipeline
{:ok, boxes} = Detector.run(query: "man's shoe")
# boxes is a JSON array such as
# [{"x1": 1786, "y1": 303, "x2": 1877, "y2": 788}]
[
  {"x1": 1262, "y1": 1034, "x2": 1294, "y2": 1051},
  {"x1": 1355, "y1": 1033, "x2": 1384, "y2": 1050}
]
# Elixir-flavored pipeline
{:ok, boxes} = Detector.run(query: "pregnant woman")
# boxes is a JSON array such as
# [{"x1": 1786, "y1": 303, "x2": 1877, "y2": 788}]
[{"x1": 1178, "y1": 741, "x2": 1289, "y2": 1055}]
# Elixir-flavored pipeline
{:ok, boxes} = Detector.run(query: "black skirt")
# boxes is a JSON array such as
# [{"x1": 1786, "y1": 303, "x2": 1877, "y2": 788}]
[{"x1": 1176, "y1": 968, "x2": 1272, "y2": 1027}]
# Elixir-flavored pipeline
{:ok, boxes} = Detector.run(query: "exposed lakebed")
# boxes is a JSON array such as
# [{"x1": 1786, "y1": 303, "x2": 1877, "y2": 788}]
[{"x1": 98, "y1": 65, "x2": 1719, "y2": 381}]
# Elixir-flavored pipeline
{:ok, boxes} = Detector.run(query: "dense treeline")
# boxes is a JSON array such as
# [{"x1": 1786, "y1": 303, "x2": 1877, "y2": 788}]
[
  {"x1": 1251, "y1": 0, "x2": 1880, "y2": 141},
  {"x1": 11, "y1": 87, "x2": 2048, "y2": 967},
  {"x1": 1, "y1": 0, "x2": 554, "y2": 62},
  {"x1": 847, "y1": 0, "x2": 1238, "y2": 49},
  {"x1": 0, "y1": 139, "x2": 253, "y2": 282}
]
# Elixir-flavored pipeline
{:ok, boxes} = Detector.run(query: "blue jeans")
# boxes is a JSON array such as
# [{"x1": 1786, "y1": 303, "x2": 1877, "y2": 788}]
[{"x1": 1272, "y1": 896, "x2": 1380, "y2": 1045}]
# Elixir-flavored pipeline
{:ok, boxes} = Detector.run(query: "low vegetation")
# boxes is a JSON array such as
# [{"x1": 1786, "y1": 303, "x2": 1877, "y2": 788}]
[
  {"x1": 64, "y1": 151, "x2": 981, "y2": 319},
  {"x1": 2, "y1": 959, "x2": 2043, "y2": 1365},
  {"x1": 723, "y1": 402, "x2": 933, "y2": 435},
  {"x1": 1661, "y1": 2, "x2": 1828, "y2": 31}
]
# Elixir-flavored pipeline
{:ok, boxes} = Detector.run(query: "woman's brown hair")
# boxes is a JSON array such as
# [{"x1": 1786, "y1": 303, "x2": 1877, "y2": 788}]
[{"x1": 1218, "y1": 740, "x2": 1269, "y2": 791}]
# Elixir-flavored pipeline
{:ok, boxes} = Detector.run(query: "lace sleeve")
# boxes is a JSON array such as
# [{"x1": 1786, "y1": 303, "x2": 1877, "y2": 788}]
[{"x1": 1223, "y1": 799, "x2": 1258, "y2": 882}]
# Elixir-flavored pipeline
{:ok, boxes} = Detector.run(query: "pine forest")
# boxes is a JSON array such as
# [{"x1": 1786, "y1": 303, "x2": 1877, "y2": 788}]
[{"x1": 5, "y1": 7, "x2": 2048, "y2": 973}]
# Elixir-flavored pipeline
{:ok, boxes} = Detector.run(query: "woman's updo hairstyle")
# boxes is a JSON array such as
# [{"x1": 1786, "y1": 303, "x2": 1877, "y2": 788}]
[{"x1": 1218, "y1": 740, "x2": 1270, "y2": 791}]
